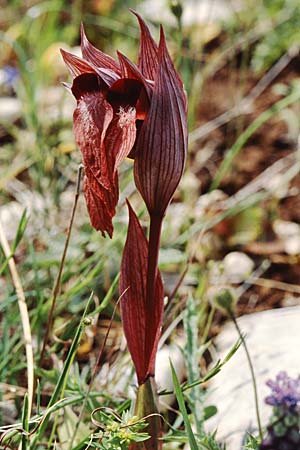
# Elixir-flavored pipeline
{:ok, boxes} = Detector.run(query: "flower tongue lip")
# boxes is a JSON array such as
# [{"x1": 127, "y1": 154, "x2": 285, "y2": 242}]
[
  {"x1": 72, "y1": 73, "x2": 149, "y2": 121},
  {"x1": 71, "y1": 73, "x2": 104, "y2": 100},
  {"x1": 107, "y1": 78, "x2": 149, "y2": 116},
  {"x1": 107, "y1": 77, "x2": 150, "y2": 160}
]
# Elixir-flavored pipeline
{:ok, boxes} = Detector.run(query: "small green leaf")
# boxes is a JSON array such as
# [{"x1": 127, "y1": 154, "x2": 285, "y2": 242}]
[
  {"x1": 12, "y1": 209, "x2": 28, "y2": 253},
  {"x1": 170, "y1": 359, "x2": 199, "y2": 450},
  {"x1": 203, "y1": 405, "x2": 218, "y2": 421}
]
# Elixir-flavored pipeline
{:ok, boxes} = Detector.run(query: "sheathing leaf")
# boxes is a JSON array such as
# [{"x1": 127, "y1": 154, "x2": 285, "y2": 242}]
[{"x1": 120, "y1": 202, "x2": 164, "y2": 384}]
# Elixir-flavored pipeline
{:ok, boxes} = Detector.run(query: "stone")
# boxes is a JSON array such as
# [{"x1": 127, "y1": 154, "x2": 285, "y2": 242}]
[
  {"x1": 223, "y1": 251, "x2": 255, "y2": 283},
  {"x1": 205, "y1": 306, "x2": 300, "y2": 449},
  {"x1": 273, "y1": 220, "x2": 300, "y2": 255},
  {"x1": 0, "y1": 97, "x2": 21, "y2": 123}
]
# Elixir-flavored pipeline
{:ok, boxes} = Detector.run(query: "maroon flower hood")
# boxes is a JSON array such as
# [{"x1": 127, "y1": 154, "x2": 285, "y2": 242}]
[{"x1": 61, "y1": 12, "x2": 187, "y2": 236}]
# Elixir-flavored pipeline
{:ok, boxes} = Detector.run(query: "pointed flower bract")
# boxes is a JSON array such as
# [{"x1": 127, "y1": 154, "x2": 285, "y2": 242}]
[{"x1": 134, "y1": 27, "x2": 188, "y2": 218}]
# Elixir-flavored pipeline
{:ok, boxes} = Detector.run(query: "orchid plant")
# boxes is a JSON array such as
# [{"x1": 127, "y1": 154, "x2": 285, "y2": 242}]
[{"x1": 61, "y1": 11, "x2": 187, "y2": 449}]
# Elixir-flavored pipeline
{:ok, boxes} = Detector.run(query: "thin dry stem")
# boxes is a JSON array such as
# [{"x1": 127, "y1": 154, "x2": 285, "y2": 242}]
[
  {"x1": 249, "y1": 277, "x2": 300, "y2": 295},
  {"x1": 0, "y1": 219, "x2": 34, "y2": 419},
  {"x1": 40, "y1": 164, "x2": 83, "y2": 362}
]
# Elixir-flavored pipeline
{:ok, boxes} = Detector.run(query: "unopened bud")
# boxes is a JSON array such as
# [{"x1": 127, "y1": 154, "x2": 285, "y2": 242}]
[
  {"x1": 82, "y1": 317, "x2": 92, "y2": 326},
  {"x1": 211, "y1": 287, "x2": 237, "y2": 316},
  {"x1": 170, "y1": 1, "x2": 183, "y2": 21}
]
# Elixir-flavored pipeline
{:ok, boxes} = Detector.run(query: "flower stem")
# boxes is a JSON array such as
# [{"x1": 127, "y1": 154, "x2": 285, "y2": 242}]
[
  {"x1": 230, "y1": 312, "x2": 263, "y2": 440},
  {"x1": 145, "y1": 214, "x2": 163, "y2": 363}
]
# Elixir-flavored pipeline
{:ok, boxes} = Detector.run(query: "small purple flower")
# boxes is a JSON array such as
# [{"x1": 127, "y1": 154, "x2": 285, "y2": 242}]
[
  {"x1": 1, "y1": 66, "x2": 19, "y2": 88},
  {"x1": 265, "y1": 371, "x2": 300, "y2": 411},
  {"x1": 259, "y1": 372, "x2": 300, "y2": 450}
]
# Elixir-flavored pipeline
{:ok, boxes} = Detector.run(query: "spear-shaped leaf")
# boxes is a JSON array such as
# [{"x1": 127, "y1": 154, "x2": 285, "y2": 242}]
[{"x1": 119, "y1": 201, "x2": 164, "y2": 384}]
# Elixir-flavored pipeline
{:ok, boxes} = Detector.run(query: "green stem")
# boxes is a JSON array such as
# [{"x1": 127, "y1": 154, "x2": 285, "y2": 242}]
[
  {"x1": 230, "y1": 313, "x2": 263, "y2": 440},
  {"x1": 130, "y1": 377, "x2": 162, "y2": 450}
]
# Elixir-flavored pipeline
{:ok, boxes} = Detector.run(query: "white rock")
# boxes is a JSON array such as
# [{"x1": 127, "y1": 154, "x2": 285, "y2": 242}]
[
  {"x1": 223, "y1": 251, "x2": 255, "y2": 283},
  {"x1": 273, "y1": 219, "x2": 300, "y2": 238},
  {"x1": 0, "y1": 97, "x2": 21, "y2": 123},
  {"x1": 0, "y1": 201, "x2": 24, "y2": 240},
  {"x1": 205, "y1": 306, "x2": 300, "y2": 449},
  {"x1": 284, "y1": 236, "x2": 300, "y2": 255},
  {"x1": 273, "y1": 219, "x2": 300, "y2": 255}
]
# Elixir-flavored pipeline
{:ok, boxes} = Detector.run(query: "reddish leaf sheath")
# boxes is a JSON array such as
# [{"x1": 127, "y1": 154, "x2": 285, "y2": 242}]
[
  {"x1": 119, "y1": 202, "x2": 164, "y2": 385},
  {"x1": 134, "y1": 27, "x2": 188, "y2": 217}
]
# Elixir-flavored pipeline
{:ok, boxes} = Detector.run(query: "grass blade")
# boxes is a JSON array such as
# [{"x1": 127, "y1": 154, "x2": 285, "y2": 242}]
[
  {"x1": 21, "y1": 393, "x2": 29, "y2": 450},
  {"x1": 30, "y1": 293, "x2": 93, "y2": 449},
  {"x1": 170, "y1": 360, "x2": 199, "y2": 450},
  {"x1": 0, "y1": 210, "x2": 29, "y2": 276},
  {"x1": 12, "y1": 209, "x2": 29, "y2": 254},
  {"x1": 92, "y1": 271, "x2": 120, "y2": 316},
  {"x1": 184, "y1": 296, "x2": 205, "y2": 435}
]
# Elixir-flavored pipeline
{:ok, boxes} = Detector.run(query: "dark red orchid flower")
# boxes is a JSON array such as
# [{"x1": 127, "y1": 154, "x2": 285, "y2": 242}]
[
  {"x1": 60, "y1": 13, "x2": 154, "y2": 237},
  {"x1": 61, "y1": 12, "x2": 187, "y2": 237}
]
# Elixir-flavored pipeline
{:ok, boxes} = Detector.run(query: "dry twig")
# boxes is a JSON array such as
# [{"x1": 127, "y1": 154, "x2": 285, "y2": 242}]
[{"x1": 0, "y1": 220, "x2": 34, "y2": 419}]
